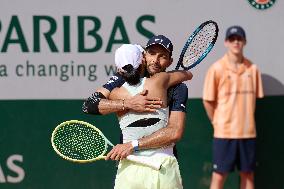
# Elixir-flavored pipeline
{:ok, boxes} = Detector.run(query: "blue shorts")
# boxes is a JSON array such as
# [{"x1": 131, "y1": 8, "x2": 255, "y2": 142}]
[{"x1": 212, "y1": 138, "x2": 256, "y2": 173}]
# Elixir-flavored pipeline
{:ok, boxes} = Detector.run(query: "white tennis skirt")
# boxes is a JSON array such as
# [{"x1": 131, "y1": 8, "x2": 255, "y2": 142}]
[{"x1": 114, "y1": 155, "x2": 183, "y2": 189}]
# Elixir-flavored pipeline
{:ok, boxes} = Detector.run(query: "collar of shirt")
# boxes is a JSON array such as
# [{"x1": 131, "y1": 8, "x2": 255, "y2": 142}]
[{"x1": 222, "y1": 54, "x2": 250, "y2": 75}]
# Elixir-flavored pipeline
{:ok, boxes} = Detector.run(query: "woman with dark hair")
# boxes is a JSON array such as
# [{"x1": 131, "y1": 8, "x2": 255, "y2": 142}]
[{"x1": 109, "y1": 44, "x2": 192, "y2": 189}]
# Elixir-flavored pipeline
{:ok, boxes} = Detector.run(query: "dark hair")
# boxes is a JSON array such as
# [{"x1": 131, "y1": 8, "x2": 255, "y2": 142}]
[{"x1": 120, "y1": 64, "x2": 141, "y2": 85}]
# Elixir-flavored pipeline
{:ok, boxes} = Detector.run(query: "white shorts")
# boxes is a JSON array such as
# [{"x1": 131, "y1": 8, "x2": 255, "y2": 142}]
[{"x1": 114, "y1": 156, "x2": 183, "y2": 189}]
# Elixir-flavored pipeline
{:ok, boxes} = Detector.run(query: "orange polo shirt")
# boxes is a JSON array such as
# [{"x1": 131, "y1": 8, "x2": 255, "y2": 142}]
[{"x1": 203, "y1": 54, "x2": 264, "y2": 139}]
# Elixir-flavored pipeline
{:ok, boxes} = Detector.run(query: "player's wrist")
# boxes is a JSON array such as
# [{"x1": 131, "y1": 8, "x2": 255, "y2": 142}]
[
  {"x1": 123, "y1": 99, "x2": 131, "y2": 110},
  {"x1": 131, "y1": 140, "x2": 139, "y2": 152},
  {"x1": 121, "y1": 99, "x2": 125, "y2": 111}
]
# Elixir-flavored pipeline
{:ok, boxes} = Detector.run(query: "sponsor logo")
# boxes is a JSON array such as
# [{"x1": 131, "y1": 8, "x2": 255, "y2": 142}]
[
  {"x1": 0, "y1": 15, "x2": 155, "y2": 53},
  {"x1": 247, "y1": 0, "x2": 276, "y2": 10},
  {"x1": 0, "y1": 154, "x2": 25, "y2": 184}
]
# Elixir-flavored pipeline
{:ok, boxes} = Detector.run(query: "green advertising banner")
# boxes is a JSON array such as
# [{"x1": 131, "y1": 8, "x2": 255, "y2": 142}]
[{"x1": 1, "y1": 97, "x2": 283, "y2": 189}]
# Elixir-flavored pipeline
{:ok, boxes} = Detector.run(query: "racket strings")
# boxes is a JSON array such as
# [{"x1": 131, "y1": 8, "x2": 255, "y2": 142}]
[
  {"x1": 53, "y1": 122, "x2": 106, "y2": 160},
  {"x1": 183, "y1": 23, "x2": 217, "y2": 67}
]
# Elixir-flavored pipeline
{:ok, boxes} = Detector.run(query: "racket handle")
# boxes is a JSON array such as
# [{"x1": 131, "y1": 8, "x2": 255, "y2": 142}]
[{"x1": 126, "y1": 155, "x2": 162, "y2": 170}]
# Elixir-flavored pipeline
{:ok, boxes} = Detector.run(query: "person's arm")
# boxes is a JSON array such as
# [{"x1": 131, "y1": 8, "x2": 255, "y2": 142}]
[
  {"x1": 82, "y1": 73, "x2": 162, "y2": 115},
  {"x1": 138, "y1": 83, "x2": 188, "y2": 149},
  {"x1": 82, "y1": 73, "x2": 125, "y2": 115},
  {"x1": 202, "y1": 65, "x2": 217, "y2": 122},
  {"x1": 105, "y1": 83, "x2": 188, "y2": 160},
  {"x1": 105, "y1": 111, "x2": 185, "y2": 161},
  {"x1": 203, "y1": 100, "x2": 216, "y2": 122},
  {"x1": 167, "y1": 70, "x2": 193, "y2": 87},
  {"x1": 139, "y1": 111, "x2": 185, "y2": 149}
]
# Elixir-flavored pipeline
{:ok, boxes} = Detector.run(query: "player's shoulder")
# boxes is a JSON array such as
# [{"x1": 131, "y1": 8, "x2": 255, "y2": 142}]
[
  {"x1": 168, "y1": 82, "x2": 188, "y2": 112},
  {"x1": 108, "y1": 72, "x2": 124, "y2": 81},
  {"x1": 102, "y1": 73, "x2": 125, "y2": 91},
  {"x1": 170, "y1": 83, "x2": 188, "y2": 95},
  {"x1": 172, "y1": 82, "x2": 188, "y2": 90}
]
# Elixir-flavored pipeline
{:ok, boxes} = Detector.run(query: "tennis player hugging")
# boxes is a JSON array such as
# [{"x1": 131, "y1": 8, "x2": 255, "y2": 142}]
[{"x1": 107, "y1": 44, "x2": 192, "y2": 189}]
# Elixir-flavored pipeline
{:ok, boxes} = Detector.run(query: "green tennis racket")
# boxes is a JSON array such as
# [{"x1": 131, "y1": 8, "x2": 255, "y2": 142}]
[{"x1": 51, "y1": 120, "x2": 161, "y2": 170}]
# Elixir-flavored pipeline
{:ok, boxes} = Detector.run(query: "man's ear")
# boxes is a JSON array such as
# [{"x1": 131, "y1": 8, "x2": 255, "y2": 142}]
[{"x1": 142, "y1": 53, "x2": 146, "y2": 65}]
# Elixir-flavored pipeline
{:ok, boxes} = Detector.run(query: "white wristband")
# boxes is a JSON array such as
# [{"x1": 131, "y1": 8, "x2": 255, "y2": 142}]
[{"x1": 131, "y1": 140, "x2": 139, "y2": 152}]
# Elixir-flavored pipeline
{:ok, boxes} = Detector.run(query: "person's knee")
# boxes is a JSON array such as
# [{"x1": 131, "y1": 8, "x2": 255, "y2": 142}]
[
  {"x1": 212, "y1": 172, "x2": 227, "y2": 182},
  {"x1": 240, "y1": 172, "x2": 254, "y2": 180}
]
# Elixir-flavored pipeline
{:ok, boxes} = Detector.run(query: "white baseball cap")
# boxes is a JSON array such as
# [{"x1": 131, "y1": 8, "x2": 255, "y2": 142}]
[{"x1": 115, "y1": 44, "x2": 144, "y2": 70}]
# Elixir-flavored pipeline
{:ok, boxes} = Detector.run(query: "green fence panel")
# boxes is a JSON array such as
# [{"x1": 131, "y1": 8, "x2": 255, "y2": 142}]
[{"x1": 0, "y1": 96, "x2": 283, "y2": 189}]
